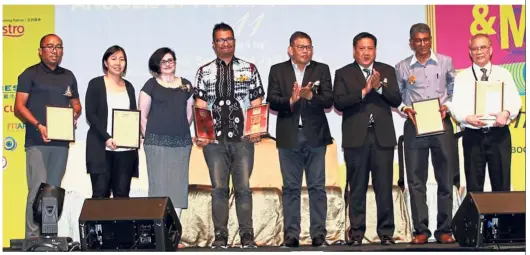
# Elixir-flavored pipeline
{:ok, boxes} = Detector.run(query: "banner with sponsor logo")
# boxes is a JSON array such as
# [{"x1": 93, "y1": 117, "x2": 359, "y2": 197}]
[
  {"x1": 2, "y1": 5, "x2": 54, "y2": 246},
  {"x1": 430, "y1": 5, "x2": 525, "y2": 191}
]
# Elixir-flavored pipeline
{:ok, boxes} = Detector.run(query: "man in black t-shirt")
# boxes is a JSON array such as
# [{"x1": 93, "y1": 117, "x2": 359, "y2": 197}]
[{"x1": 14, "y1": 34, "x2": 82, "y2": 237}]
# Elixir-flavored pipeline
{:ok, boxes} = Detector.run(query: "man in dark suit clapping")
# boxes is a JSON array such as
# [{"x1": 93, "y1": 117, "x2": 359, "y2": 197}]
[
  {"x1": 333, "y1": 32, "x2": 402, "y2": 246},
  {"x1": 267, "y1": 31, "x2": 333, "y2": 248}
]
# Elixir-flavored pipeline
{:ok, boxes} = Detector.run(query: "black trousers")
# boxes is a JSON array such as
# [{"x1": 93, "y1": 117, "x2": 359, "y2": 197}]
[
  {"x1": 90, "y1": 150, "x2": 137, "y2": 198},
  {"x1": 463, "y1": 126, "x2": 511, "y2": 192},
  {"x1": 403, "y1": 117, "x2": 457, "y2": 239},
  {"x1": 344, "y1": 127, "x2": 395, "y2": 239}
]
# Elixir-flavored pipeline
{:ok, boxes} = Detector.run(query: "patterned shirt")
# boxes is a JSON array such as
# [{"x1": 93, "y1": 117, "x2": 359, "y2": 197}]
[{"x1": 194, "y1": 57, "x2": 265, "y2": 142}]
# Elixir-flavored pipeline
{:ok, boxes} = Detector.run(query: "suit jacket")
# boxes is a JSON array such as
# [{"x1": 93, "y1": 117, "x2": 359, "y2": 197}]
[
  {"x1": 267, "y1": 60, "x2": 333, "y2": 148},
  {"x1": 85, "y1": 76, "x2": 139, "y2": 176},
  {"x1": 333, "y1": 61, "x2": 402, "y2": 148}
]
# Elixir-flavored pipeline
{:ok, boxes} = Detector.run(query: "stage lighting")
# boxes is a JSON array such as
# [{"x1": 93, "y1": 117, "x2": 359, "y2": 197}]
[{"x1": 21, "y1": 183, "x2": 75, "y2": 252}]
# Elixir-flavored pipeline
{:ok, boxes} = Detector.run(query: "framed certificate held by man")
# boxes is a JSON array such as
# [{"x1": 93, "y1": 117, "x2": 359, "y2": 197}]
[
  {"x1": 412, "y1": 98, "x2": 445, "y2": 137},
  {"x1": 112, "y1": 109, "x2": 141, "y2": 148},
  {"x1": 475, "y1": 81, "x2": 504, "y2": 120},
  {"x1": 244, "y1": 104, "x2": 269, "y2": 137},
  {"x1": 46, "y1": 106, "x2": 75, "y2": 142},
  {"x1": 193, "y1": 106, "x2": 216, "y2": 142}
]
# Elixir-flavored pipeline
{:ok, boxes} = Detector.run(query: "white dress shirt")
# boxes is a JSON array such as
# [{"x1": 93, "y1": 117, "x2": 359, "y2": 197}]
[
  {"x1": 292, "y1": 60, "x2": 310, "y2": 126},
  {"x1": 450, "y1": 62, "x2": 522, "y2": 129}
]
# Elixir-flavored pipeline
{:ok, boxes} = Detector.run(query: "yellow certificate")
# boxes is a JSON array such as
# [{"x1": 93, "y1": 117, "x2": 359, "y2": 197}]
[
  {"x1": 46, "y1": 106, "x2": 75, "y2": 141},
  {"x1": 112, "y1": 109, "x2": 141, "y2": 148},
  {"x1": 412, "y1": 98, "x2": 445, "y2": 137},
  {"x1": 475, "y1": 81, "x2": 504, "y2": 120}
]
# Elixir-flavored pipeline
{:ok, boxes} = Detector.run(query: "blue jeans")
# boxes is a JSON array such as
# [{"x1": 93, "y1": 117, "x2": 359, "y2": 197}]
[
  {"x1": 278, "y1": 131, "x2": 327, "y2": 239},
  {"x1": 203, "y1": 138, "x2": 255, "y2": 236}
]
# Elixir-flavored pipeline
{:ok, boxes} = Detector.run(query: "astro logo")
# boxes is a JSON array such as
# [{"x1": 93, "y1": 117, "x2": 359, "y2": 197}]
[
  {"x1": 3, "y1": 137, "x2": 17, "y2": 151},
  {"x1": 2, "y1": 156, "x2": 7, "y2": 170},
  {"x1": 3, "y1": 24, "x2": 25, "y2": 37}
]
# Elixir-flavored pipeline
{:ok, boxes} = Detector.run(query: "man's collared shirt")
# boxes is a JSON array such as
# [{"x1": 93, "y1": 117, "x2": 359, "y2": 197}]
[
  {"x1": 17, "y1": 62, "x2": 79, "y2": 148},
  {"x1": 395, "y1": 52, "x2": 455, "y2": 111},
  {"x1": 195, "y1": 57, "x2": 265, "y2": 142},
  {"x1": 450, "y1": 62, "x2": 521, "y2": 129}
]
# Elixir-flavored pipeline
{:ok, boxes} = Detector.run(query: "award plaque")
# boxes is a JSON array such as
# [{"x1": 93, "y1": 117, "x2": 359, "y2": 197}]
[
  {"x1": 412, "y1": 98, "x2": 445, "y2": 137},
  {"x1": 112, "y1": 109, "x2": 141, "y2": 149},
  {"x1": 244, "y1": 104, "x2": 270, "y2": 137},
  {"x1": 46, "y1": 106, "x2": 75, "y2": 142},
  {"x1": 193, "y1": 106, "x2": 216, "y2": 142},
  {"x1": 475, "y1": 81, "x2": 504, "y2": 120}
]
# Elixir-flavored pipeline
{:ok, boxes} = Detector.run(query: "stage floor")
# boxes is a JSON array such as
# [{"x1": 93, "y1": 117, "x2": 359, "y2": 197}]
[
  {"x1": 180, "y1": 242, "x2": 526, "y2": 252},
  {"x1": 4, "y1": 242, "x2": 525, "y2": 252}
]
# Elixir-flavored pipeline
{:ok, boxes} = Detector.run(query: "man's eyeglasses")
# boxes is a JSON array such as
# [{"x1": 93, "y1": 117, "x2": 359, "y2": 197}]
[
  {"x1": 160, "y1": 58, "x2": 175, "y2": 65},
  {"x1": 41, "y1": 45, "x2": 63, "y2": 51},
  {"x1": 215, "y1": 37, "x2": 235, "y2": 45},
  {"x1": 293, "y1": 45, "x2": 313, "y2": 51},
  {"x1": 470, "y1": 45, "x2": 490, "y2": 53},
  {"x1": 411, "y1": 37, "x2": 431, "y2": 44}
]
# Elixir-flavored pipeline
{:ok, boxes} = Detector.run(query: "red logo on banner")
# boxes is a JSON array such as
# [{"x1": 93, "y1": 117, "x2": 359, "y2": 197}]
[{"x1": 3, "y1": 24, "x2": 25, "y2": 37}]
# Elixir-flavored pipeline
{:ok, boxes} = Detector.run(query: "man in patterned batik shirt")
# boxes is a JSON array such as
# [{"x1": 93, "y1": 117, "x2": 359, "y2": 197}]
[{"x1": 193, "y1": 22, "x2": 265, "y2": 249}]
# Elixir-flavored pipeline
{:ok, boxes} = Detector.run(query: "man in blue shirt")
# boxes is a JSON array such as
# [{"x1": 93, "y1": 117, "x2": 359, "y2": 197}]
[{"x1": 395, "y1": 23, "x2": 457, "y2": 244}]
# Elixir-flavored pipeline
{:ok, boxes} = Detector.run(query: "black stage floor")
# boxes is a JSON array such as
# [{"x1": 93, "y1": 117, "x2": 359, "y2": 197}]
[
  {"x1": 4, "y1": 242, "x2": 525, "y2": 252},
  {"x1": 179, "y1": 243, "x2": 526, "y2": 252}
]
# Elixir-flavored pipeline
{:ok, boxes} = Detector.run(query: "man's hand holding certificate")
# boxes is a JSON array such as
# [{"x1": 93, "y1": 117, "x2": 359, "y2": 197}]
[
  {"x1": 244, "y1": 104, "x2": 269, "y2": 140},
  {"x1": 46, "y1": 106, "x2": 75, "y2": 142},
  {"x1": 411, "y1": 98, "x2": 446, "y2": 137},
  {"x1": 475, "y1": 81, "x2": 504, "y2": 121},
  {"x1": 192, "y1": 106, "x2": 216, "y2": 147}
]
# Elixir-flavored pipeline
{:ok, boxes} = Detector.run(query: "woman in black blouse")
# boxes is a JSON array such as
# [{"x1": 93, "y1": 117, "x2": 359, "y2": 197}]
[
  {"x1": 85, "y1": 45, "x2": 139, "y2": 198},
  {"x1": 138, "y1": 47, "x2": 193, "y2": 219}
]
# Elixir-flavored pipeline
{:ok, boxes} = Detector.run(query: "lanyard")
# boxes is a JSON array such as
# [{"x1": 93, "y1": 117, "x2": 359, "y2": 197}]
[{"x1": 472, "y1": 65, "x2": 492, "y2": 81}]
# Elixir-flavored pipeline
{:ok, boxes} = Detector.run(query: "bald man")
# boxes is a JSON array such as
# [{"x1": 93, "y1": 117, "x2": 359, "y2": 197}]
[
  {"x1": 14, "y1": 34, "x2": 82, "y2": 237},
  {"x1": 450, "y1": 33, "x2": 521, "y2": 193}
]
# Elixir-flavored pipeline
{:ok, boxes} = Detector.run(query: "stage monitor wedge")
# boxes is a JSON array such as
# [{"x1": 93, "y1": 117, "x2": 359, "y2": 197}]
[
  {"x1": 452, "y1": 191, "x2": 525, "y2": 248},
  {"x1": 78, "y1": 197, "x2": 181, "y2": 251}
]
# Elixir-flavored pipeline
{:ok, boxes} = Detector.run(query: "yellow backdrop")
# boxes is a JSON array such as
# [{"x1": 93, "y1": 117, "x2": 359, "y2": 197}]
[{"x1": 2, "y1": 5, "x2": 55, "y2": 246}]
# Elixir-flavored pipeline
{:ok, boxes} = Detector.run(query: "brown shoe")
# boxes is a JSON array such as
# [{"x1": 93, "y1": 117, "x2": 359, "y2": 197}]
[
  {"x1": 437, "y1": 233, "x2": 455, "y2": 244},
  {"x1": 411, "y1": 234, "x2": 428, "y2": 244}
]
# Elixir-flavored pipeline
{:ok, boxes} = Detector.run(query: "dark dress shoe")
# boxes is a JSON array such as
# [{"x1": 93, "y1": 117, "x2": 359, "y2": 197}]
[
  {"x1": 380, "y1": 236, "x2": 395, "y2": 245},
  {"x1": 312, "y1": 235, "x2": 329, "y2": 247},
  {"x1": 280, "y1": 236, "x2": 299, "y2": 248},
  {"x1": 411, "y1": 234, "x2": 428, "y2": 244},
  {"x1": 436, "y1": 233, "x2": 455, "y2": 244},
  {"x1": 348, "y1": 236, "x2": 363, "y2": 246}
]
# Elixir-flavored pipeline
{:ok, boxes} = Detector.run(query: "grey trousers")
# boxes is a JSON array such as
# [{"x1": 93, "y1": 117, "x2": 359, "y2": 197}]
[{"x1": 25, "y1": 145, "x2": 69, "y2": 238}]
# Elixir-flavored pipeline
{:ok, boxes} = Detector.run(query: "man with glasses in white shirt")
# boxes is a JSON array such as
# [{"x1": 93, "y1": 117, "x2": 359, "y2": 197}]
[{"x1": 450, "y1": 33, "x2": 521, "y2": 193}]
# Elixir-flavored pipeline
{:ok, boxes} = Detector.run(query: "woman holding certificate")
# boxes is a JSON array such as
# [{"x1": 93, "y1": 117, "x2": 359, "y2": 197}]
[
  {"x1": 139, "y1": 47, "x2": 194, "y2": 219},
  {"x1": 85, "y1": 45, "x2": 139, "y2": 198}
]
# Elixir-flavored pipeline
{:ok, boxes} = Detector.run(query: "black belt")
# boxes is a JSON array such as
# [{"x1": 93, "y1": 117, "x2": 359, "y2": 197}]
[
  {"x1": 368, "y1": 122, "x2": 374, "y2": 128},
  {"x1": 466, "y1": 126, "x2": 504, "y2": 134},
  {"x1": 298, "y1": 125, "x2": 303, "y2": 129}
]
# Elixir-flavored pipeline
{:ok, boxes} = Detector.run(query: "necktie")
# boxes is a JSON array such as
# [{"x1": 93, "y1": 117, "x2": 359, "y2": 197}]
[
  {"x1": 363, "y1": 68, "x2": 371, "y2": 79},
  {"x1": 480, "y1": 68, "x2": 488, "y2": 81},
  {"x1": 363, "y1": 68, "x2": 374, "y2": 124}
]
